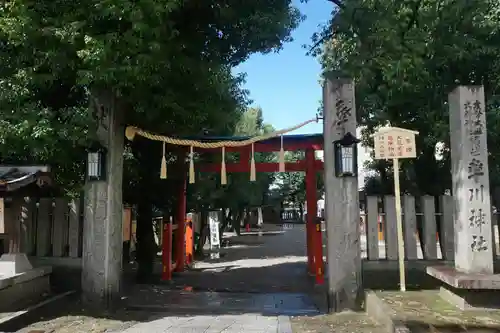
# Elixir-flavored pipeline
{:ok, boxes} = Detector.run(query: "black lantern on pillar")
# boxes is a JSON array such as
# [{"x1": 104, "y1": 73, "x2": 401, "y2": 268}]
[
  {"x1": 334, "y1": 132, "x2": 360, "y2": 177},
  {"x1": 86, "y1": 143, "x2": 107, "y2": 181}
]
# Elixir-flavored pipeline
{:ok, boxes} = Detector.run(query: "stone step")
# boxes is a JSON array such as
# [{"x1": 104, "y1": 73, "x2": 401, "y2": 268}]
[{"x1": 125, "y1": 288, "x2": 320, "y2": 317}]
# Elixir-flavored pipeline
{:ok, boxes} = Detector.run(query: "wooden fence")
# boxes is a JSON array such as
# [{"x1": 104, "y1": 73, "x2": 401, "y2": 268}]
[
  {"x1": 1, "y1": 197, "x2": 136, "y2": 259},
  {"x1": 360, "y1": 195, "x2": 500, "y2": 261},
  {"x1": 12, "y1": 197, "x2": 85, "y2": 258},
  {"x1": 0, "y1": 198, "x2": 82, "y2": 258},
  {"x1": 10, "y1": 194, "x2": 500, "y2": 264}
]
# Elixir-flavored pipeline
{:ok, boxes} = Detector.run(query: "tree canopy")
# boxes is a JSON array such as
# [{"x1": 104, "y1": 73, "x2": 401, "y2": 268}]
[
  {"x1": 315, "y1": 0, "x2": 500, "y2": 195},
  {"x1": 0, "y1": 0, "x2": 304, "y2": 279},
  {"x1": 0, "y1": 0, "x2": 303, "y2": 194}
]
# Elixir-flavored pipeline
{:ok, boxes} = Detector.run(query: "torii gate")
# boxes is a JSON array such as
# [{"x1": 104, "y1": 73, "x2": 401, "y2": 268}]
[
  {"x1": 196, "y1": 133, "x2": 325, "y2": 285},
  {"x1": 84, "y1": 75, "x2": 358, "y2": 312},
  {"x1": 124, "y1": 126, "x2": 326, "y2": 285}
]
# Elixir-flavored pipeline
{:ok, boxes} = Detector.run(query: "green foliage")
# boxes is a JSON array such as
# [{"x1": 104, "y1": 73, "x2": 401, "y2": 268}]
[
  {"x1": 316, "y1": 0, "x2": 500, "y2": 195},
  {"x1": 0, "y1": 0, "x2": 303, "y2": 198},
  {"x1": 273, "y1": 151, "x2": 324, "y2": 206},
  {"x1": 188, "y1": 107, "x2": 277, "y2": 211},
  {"x1": 0, "y1": 0, "x2": 304, "y2": 281}
]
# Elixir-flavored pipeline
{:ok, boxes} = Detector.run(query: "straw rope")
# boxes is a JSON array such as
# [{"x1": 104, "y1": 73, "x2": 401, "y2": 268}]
[{"x1": 125, "y1": 118, "x2": 318, "y2": 147}]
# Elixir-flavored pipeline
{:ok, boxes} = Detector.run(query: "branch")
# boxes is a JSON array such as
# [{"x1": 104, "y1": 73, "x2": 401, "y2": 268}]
[
  {"x1": 400, "y1": 0, "x2": 423, "y2": 46},
  {"x1": 326, "y1": 0, "x2": 345, "y2": 9},
  {"x1": 308, "y1": 30, "x2": 335, "y2": 54},
  {"x1": 308, "y1": 4, "x2": 368, "y2": 55}
]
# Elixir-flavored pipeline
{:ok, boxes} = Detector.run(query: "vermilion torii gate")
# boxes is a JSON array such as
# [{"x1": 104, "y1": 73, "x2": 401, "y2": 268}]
[
  {"x1": 195, "y1": 133, "x2": 325, "y2": 284},
  {"x1": 140, "y1": 131, "x2": 326, "y2": 285}
]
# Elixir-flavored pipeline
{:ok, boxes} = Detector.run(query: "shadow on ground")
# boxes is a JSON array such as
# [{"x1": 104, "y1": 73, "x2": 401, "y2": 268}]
[
  {"x1": 0, "y1": 260, "x2": 319, "y2": 332},
  {"x1": 137, "y1": 261, "x2": 314, "y2": 294},
  {"x1": 1, "y1": 223, "x2": 453, "y2": 332},
  {"x1": 362, "y1": 268, "x2": 440, "y2": 291}
]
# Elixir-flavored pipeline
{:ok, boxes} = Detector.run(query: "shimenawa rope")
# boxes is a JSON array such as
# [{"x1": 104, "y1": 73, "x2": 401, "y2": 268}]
[
  {"x1": 125, "y1": 118, "x2": 317, "y2": 148},
  {"x1": 125, "y1": 117, "x2": 318, "y2": 183}
]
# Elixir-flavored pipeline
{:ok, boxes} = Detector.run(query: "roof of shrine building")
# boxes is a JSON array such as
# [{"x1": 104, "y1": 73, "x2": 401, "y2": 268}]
[{"x1": 0, "y1": 166, "x2": 53, "y2": 193}]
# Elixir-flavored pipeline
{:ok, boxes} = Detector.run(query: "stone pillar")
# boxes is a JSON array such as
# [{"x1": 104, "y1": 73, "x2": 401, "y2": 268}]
[
  {"x1": 82, "y1": 93, "x2": 124, "y2": 305},
  {"x1": 322, "y1": 74, "x2": 362, "y2": 312},
  {"x1": 427, "y1": 86, "x2": 500, "y2": 310},
  {"x1": 449, "y1": 86, "x2": 493, "y2": 273}
]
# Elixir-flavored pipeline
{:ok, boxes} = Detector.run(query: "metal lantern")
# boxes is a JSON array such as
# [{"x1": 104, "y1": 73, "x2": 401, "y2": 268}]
[
  {"x1": 86, "y1": 143, "x2": 107, "y2": 181},
  {"x1": 334, "y1": 132, "x2": 360, "y2": 177}
]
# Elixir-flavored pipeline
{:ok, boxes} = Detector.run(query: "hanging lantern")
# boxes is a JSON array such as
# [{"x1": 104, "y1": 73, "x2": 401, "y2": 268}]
[
  {"x1": 86, "y1": 143, "x2": 107, "y2": 181},
  {"x1": 333, "y1": 132, "x2": 360, "y2": 177}
]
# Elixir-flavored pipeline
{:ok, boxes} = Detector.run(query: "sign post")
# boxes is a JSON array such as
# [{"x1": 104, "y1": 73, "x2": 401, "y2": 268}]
[
  {"x1": 208, "y1": 211, "x2": 221, "y2": 259},
  {"x1": 372, "y1": 127, "x2": 418, "y2": 291}
]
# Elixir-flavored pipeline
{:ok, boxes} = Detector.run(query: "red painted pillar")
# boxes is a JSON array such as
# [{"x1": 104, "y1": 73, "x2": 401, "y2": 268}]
[
  {"x1": 161, "y1": 217, "x2": 173, "y2": 280},
  {"x1": 314, "y1": 220, "x2": 325, "y2": 284},
  {"x1": 305, "y1": 149, "x2": 316, "y2": 275},
  {"x1": 174, "y1": 171, "x2": 187, "y2": 272},
  {"x1": 306, "y1": 221, "x2": 314, "y2": 274},
  {"x1": 306, "y1": 149, "x2": 324, "y2": 283}
]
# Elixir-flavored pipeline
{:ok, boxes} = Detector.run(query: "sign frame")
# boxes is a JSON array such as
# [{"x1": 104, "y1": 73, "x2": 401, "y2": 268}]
[{"x1": 372, "y1": 126, "x2": 419, "y2": 292}]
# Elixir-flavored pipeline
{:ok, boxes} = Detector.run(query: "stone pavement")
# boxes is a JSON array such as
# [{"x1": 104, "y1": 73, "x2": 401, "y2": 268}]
[
  {"x1": 121, "y1": 223, "x2": 319, "y2": 332},
  {"x1": 120, "y1": 314, "x2": 293, "y2": 333},
  {"x1": 167, "y1": 224, "x2": 313, "y2": 293}
]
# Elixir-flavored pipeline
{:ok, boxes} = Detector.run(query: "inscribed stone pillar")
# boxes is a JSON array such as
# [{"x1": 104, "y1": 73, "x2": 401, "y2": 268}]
[
  {"x1": 322, "y1": 75, "x2": 362, "y2": 312},
  {"x1": 82, "y1": 93, "x2": 124, "y2": 305},
  {"x1": 449, "y1": 86, "x2": 493, "y2": 274}
]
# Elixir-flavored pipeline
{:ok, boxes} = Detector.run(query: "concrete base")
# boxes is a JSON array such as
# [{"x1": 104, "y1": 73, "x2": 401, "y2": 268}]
[
  {"x1": 427, "y1": 265, "x2": 500, "y2": 310},
  {"x1": 365, "y1": 291, "x2": 410, "y2": 333},
  {"x1": 439, "y1": 286, "x2": 500, "y2": 311},
  {"x1": 0, "y1": 253, "x2": 33, "y2": 276},
  {"x1": 0, "y1": 266, "x2": 52, "y2": 312}
]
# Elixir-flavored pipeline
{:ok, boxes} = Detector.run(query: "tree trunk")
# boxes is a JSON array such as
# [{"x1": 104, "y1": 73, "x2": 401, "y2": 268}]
[
  {"x1": 135, "y1": 197, "x2": 156, "y2": 283},
  {"x1": 196, "y1": 209, "x2": 208, "y2": 254},
  {"x1": 219, "y1": 209, "x2": 228, "y2": 242},
  {"x1": 234, "y1": 208, "x2": 243, "y2": 235}
]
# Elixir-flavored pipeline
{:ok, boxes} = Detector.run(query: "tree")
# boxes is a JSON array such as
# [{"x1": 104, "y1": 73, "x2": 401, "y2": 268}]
[
  {"x1": 314, "y1": 0, "x2": 500, "y2": 195},
  {"x1": 188, "y1": 106, "x2": 277, "y2": 238},
  {"x1": 0, "y1": 0, "x2": 303, "y2": 185},
  {"x1": 0, "y1": 0, "x2": 304, "y2": 280},
  {"x1": 273, "y1": 151, "x2": 324, "y2": 218}
]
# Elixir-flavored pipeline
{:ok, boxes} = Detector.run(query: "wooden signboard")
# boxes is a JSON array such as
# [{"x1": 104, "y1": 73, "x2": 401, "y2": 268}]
[
  {"x1": 373, "y1": 127, "x2": 417, "y2": 160},
  {"x1": 372, "y1": 126, "x2": 419, "y2": 292}
]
